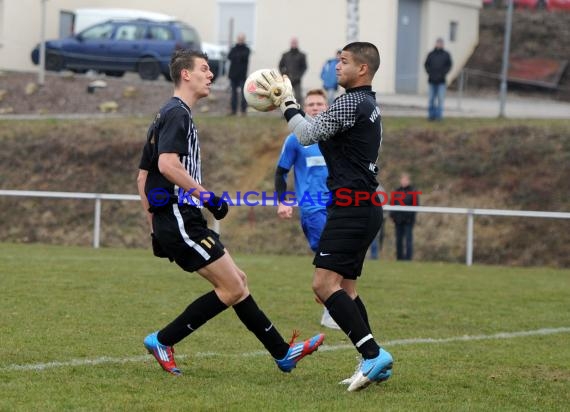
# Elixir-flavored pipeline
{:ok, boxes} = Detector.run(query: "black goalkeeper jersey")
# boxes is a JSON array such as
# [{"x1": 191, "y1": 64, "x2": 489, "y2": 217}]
[{"x1": 294, "y1": 86, "x2": 382, "y2": 193}]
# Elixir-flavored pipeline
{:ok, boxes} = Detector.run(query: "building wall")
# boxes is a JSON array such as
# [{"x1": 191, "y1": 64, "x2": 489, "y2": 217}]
[
  {"x1": 251, "y1": 0, "x2": 400, "y2": 95},
  {"x1": 0, "y1": 0, "x2": 480, "y2": 96},
  {"x1": 420, "y1": 0, "x2": 480, "y2": 93}
]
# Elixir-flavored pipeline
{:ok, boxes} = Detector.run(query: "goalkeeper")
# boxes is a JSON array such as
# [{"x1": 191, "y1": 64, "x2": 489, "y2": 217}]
[
  {"x1": 274, "y1": 88, "x2": 339, "y2": 331},
  {"x1": 255, "y1": 42, "x2": 392, "y2": 392}
]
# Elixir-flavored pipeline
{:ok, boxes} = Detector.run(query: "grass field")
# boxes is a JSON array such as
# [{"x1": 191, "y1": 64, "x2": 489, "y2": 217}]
[{"x1": 1, "y1": 243, "x2": 569, "y2": 411}]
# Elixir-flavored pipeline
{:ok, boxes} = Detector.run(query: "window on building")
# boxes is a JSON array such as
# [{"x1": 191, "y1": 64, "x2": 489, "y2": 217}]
[{"x1": 449, "y1": 21, "x2": 458, "y2": 42}]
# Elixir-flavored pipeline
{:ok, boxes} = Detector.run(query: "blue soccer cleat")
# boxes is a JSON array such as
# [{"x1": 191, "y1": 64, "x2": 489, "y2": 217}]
[
  {"x1": 347, "y1": 348, "x2": 393, "y2": 392},
  {"x1": 275, "y1": 330, "x2": 325, "y2": 372},
  {"x1": 144, "y1": 331, "x2": 182, "y2": 376}
]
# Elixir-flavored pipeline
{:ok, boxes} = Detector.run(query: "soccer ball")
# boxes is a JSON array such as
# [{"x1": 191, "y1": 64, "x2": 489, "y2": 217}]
[{"x1": 243, "y1": 69, "x2": 277, "y2": 112}]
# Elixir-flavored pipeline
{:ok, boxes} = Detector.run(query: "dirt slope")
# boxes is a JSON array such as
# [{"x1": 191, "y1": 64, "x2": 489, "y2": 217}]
[
  {"x1": 461, "y1": 8, "x2": 570, "y2": 100},
  {"x1": 1, "y1": 117, "x2": 568, "y2": 267}
]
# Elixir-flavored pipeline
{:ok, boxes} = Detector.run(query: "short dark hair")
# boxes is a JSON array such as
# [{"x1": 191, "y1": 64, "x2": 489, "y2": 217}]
[
  {"x1": 169, "y1": 49, "x2": 208, "y2": 86},
  {"x1": 342, "y1": 42, "x2": 380, "y2": 77}
]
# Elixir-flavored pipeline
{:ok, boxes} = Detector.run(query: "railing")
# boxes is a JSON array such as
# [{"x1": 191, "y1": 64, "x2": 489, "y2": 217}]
[{"x1": 1, "y1": 189, "x2": 569, "y2": 266}]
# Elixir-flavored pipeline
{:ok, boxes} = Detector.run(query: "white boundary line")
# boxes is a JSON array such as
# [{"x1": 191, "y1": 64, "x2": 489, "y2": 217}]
[{"x1": 3, "y1": 327, "x2": 569, "y2": 373}]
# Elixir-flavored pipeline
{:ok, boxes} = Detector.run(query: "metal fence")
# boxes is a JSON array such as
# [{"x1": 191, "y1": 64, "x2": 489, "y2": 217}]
[{"x1": 1, "y1": 189, "x2": 569, "y2": 266}]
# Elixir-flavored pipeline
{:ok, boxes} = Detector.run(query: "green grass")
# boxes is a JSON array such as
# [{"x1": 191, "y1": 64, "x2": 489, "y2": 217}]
[{"x1": 1, "y1": 243, "x2": 569, "y2": 411}]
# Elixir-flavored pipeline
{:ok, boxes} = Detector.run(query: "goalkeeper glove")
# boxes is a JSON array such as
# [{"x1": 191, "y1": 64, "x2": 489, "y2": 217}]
[
  {"x1": 255, "y1": 70, "x2": 300, "y2": 112},
  {"x1": 203, "y1": 194, "x2": 229, "y2": 220}
]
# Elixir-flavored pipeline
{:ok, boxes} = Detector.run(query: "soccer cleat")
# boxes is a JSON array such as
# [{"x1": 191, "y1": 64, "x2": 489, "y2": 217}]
[
  {"x1": 275, "y1": 330, "x2": 325, "y2": 372},
  {"x1": 347, "y1": 348, "x2": 393, "y2": 392},
  {"x1": 144, "y1": 331, "x2": 181, "y2": 376},
  {"x1": 339, "y1": 358, "x2": 362, "y2": 385},
  {"x1": 321, "y1": 308, "x2": 341, "y2": 330}
]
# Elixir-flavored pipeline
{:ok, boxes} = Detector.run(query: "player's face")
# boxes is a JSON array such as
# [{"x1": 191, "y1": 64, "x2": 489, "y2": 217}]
[
  {"x1": 336, "y1": 51, "x2": 363, "y2": 89},
  {"x1": 186, "y1": 58, "x2": 213, "y2": 98},
  {"x1": 303, "y1": 94, "x2": 327, "y2": 116}
]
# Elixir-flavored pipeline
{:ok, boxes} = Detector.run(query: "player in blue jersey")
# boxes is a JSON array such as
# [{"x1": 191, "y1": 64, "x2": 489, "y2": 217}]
[{"x1": 275, "y1": 88, "x2": 340, "y2": 330}]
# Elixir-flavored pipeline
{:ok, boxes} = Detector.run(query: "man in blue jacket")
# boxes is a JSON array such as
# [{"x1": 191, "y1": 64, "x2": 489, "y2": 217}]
[{"x1": 321, "y1": 50, "x2": 341, "y2": 106}]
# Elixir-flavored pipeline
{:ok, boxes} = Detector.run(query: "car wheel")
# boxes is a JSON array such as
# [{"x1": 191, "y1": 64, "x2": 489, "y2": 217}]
[
  {"x1": 138, "y1": 57, "x2": 160, "y2": 80},
  {"x1": 45, "y1": 51, "x2": 64, "y2": 71}
]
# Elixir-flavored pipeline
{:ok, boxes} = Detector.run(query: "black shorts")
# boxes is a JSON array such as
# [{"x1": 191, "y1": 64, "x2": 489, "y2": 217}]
[
  {"x1": 152, "y1": 204, "x2": 225, "y2": 272},
  {"x1": 313, "y1": 202, "x2": 383, "y2": 279}
]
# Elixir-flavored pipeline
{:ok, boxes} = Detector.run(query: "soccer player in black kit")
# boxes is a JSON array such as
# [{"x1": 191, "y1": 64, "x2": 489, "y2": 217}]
[
  {"x1": 256, "y1": 42, "x2": 393, "y2": 391},
  {"x1": 136, "y1": 49, "x2": 323, "y2": 377}
]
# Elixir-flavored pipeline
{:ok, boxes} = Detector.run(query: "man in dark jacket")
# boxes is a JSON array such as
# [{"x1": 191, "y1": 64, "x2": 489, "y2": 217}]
[
  {"x1": 279, "y1": 37, "x2": 307, "y2": 105},
  {"x1": 424, "y1": 38, "x2": 452, "y2": 121},
  {"x1": 390, "y1": 173, "x2": 420, "y2": 261},
  {"x1": 227, "y1": 33, "x2": 251, "y2": 115}
]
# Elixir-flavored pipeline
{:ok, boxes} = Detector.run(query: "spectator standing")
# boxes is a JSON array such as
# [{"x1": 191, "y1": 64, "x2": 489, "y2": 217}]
[
  {"x1": 279, "y1": 37, "x2": 307, "y2": 105},
  {"x1": 424, "y1": 38, "x2": 452, "y2": 121},
  {"x1": 320, "y1": 50, "x2": 341, "y2": 106},
  {"x1": 227, "y1": 33, "x2": 251, "y2": 115},
  {"x1": 389, "y1": 173, "x2": 420, "y2": 261}
]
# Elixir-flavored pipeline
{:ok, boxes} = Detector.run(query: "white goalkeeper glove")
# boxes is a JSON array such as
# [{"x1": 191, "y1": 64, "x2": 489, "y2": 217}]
[{"x1": 255, "y1": 69, "x2": 300, "y2": 112}]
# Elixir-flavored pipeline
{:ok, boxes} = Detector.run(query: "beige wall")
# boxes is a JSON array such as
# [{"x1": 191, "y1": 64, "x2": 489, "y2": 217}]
[
  {"x1": 0, "y1": 0, "x2": 480, "y2": 96},
  {"x1": 252, "y1": 0, "x2": 401, "y2": 95},
  {"x1": 420, "y1": 0, "x2": 481, "y2": 93}
]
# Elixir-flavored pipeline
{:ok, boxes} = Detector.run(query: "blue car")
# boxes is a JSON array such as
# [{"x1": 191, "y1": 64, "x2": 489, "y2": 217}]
[{"x1": 31, "y1": 18, "x2": 201, "y2": 80}]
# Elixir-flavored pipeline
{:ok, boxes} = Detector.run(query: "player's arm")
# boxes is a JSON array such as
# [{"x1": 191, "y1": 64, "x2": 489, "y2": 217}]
[
  {"x1": 136, "y1": 169, "x2": 153, "y2": 232},
  {"x1": 158, "y1": 153, "x2": 228, "y2": 220},
  {"x1": 275, "y1": 166, "x2": 289, "y2": 201},
  {"x1": 158, "y1": 153, "x2": 208, "y2": 198},
  {"x1": 275, "y1": 166, "x2": 293, "y2": 219}
]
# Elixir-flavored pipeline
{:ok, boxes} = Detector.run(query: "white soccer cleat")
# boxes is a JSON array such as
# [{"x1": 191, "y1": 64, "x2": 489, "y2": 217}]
[
  {"x1": 339, "y1": 358, "x2": 362, "y2": 385},
  {"x1": 320, "y1": 308, "x2": 341, "y2": 330},
  {"x1": 347, "y1": 348, "x2": 393, "y2": 392}
]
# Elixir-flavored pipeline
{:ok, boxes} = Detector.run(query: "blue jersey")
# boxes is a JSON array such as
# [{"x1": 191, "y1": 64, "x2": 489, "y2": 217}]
[{"x1": 277, "y1": 133, "x2": 328, "y2": 214}]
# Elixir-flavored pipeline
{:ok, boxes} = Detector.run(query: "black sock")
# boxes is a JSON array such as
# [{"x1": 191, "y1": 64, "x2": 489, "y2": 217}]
[
  {"x1": 157, "y1": 290, "x2": 228, "y2": 346},
  {"x1": 233, "y1": 294, "x2": 289, "y2": 359},
  {"x1": 325, "y1": 290, "x2": 380, "y2": 359},
  {"x1": 354, "y1": 295, "x2": 372, "y2": 333}
]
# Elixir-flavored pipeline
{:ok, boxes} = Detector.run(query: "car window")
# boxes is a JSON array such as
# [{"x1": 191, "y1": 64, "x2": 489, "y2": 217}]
[
  {"x1": 115, "y1": 24, "x2": 146, "y2": 41},
  {"x1": 80, "y1": 23, "x2": 114, "y2": 40},
  {"x1": 147, "y1": 25, "x2": 174, "y2": 41},
  {"x1": 178, "y1": 24, "x2": 200, "y2": 45}
]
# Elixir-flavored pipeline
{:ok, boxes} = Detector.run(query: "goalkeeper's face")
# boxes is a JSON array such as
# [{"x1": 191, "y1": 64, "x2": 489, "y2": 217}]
[{"x1": 336, "y1": 51, "x2": 362, "y2": 89}]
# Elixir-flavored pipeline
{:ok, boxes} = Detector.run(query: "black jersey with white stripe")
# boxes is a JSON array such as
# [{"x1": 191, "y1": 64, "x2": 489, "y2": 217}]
[
  {"x1": 295, "y1": 86, "x2": 382, "y2": 193},
  {"x1": 139, "y1": 97, "x2": 201, "y2": 205}
]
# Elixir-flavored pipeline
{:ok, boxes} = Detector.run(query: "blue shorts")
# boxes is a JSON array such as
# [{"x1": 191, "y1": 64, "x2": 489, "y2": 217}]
[{"x1": 300, "y1": 209, "x2": 327, "y2": 252}]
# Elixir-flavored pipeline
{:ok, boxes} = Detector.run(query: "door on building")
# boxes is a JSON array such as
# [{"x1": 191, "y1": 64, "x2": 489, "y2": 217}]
[
  {"x1": 217, "y1": 0, "x2": 256, "y2": 47},
  {"x1": 59, "y1": 10, "x2": 74, "y2": 38},
  {"x1": 396, "y1": 0, "x2": 421, "y2": 93}
]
